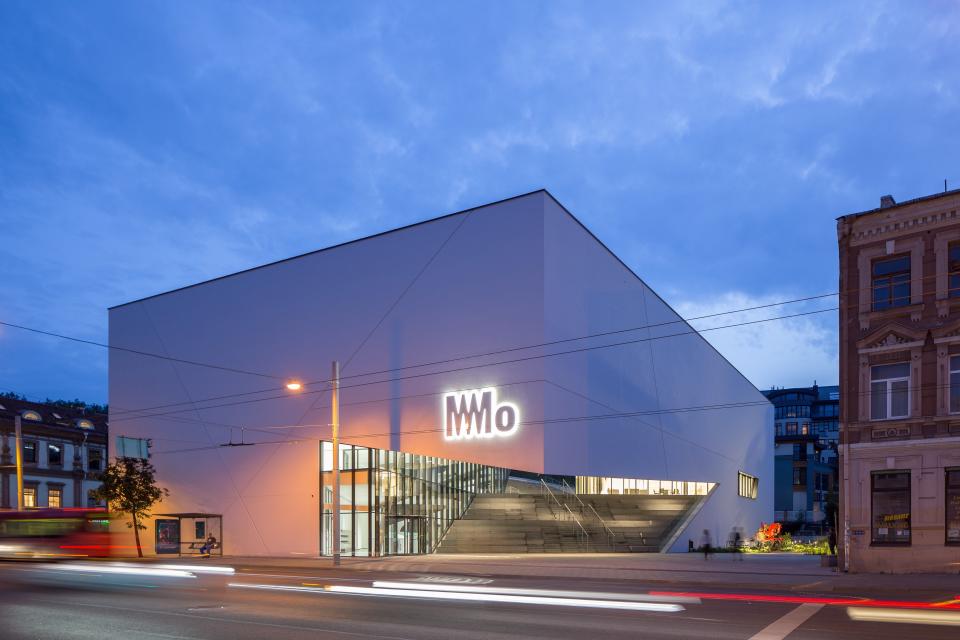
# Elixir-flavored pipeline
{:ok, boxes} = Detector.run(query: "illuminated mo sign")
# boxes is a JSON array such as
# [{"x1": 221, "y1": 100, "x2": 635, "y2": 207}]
[{"x1": 443, "y1": 387, "x2": 520, "y2": 441}]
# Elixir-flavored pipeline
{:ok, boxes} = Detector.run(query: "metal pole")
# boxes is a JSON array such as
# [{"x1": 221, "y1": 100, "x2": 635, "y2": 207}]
[
  {"x1": 14, "y1": 415, "x2": 24, "y2": 510},
  {"x1": 331, "y1": 360, "x2": 341, "y2": 567}
]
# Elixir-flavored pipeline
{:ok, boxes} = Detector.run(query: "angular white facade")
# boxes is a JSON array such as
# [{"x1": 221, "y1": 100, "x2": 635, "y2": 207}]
[{"x1": 108, "y1": 190, "x2": 772, "y2": 555}]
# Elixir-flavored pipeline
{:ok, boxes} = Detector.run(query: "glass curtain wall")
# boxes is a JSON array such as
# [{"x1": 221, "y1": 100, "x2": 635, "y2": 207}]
[{"x1": 320, "y1": 441, "x2": 509, "y2": 557}]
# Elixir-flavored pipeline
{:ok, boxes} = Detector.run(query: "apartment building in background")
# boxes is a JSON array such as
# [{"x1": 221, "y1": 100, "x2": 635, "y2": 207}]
[
  {"x1": 838, "y1": 188, "x2": 960, "y2": 573},
  {"x1": 762, "y1": 384, "x2": 839, "y2": 534}
]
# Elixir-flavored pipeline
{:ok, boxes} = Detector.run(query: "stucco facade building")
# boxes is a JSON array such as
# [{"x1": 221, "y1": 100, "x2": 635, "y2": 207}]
[{"x1": 838, "y1": 189, "x2": 960, "y2": 573}]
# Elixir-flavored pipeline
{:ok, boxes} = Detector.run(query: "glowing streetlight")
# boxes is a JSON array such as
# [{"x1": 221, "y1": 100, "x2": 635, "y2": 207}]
[{"x1": 285, "y1": 381, "x2": 303, "y2": 391}]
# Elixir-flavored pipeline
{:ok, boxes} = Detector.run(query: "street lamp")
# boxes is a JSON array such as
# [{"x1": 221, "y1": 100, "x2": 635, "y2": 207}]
[{"x1": 282, "y1": 372, "x2": 340, "y2": 566}]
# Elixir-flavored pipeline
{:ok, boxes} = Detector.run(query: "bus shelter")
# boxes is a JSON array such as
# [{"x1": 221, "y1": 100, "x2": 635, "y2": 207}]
[{"x1": 154, "y1": 513, "x2": 223, "y2": 557}]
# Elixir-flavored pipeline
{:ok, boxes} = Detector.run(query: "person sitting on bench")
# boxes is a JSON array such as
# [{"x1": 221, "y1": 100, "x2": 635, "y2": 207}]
[{"x1": 198, "y1": 534, "x2": 218, "y2": 556}]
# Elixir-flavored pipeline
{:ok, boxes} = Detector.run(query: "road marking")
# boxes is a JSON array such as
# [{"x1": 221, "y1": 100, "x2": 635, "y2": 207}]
[{"x1": 749, "y1": 603, "x2": 824, "y2": 640}]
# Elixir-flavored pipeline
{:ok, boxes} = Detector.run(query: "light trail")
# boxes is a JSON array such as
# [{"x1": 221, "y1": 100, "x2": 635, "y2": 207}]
[{"x1": 372, "y1": 580, "x2": 700, "y2": 604}]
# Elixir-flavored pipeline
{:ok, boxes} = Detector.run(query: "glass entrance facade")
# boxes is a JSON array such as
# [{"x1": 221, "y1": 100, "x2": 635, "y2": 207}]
[{"x1": 320, "y1": 441, "x2": 509, "y2": 556}]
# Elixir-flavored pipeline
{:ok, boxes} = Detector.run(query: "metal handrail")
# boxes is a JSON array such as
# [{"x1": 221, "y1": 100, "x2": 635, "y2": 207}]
[
  {"x1": 539, "y1": 478, "x2": 565, "y2": 520},
  {"x1": 564, "y1": 503, "x2": 590, "y2": 543},
  {"x1": 562, "y1": 478, "x2": 616, "y2": 548},
  {"x1": 542, "y1": 479, "x2": 591, "y2": 544}
]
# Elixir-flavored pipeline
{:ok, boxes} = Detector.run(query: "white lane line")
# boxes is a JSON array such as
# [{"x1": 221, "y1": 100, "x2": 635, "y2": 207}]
[{"x1": 749, "y1": 603, "x2": 825, "y2": 640}]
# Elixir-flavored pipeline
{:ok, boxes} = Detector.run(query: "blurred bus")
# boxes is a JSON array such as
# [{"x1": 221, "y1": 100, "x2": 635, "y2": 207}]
[{"x1": 0, "y1": 508, "x2": 116, "y2": 559}]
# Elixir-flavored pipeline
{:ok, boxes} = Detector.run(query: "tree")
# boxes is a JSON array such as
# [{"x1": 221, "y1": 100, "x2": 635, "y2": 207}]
[{"x1": 89, "y1": 457, "x2": 168, "y2": 558}]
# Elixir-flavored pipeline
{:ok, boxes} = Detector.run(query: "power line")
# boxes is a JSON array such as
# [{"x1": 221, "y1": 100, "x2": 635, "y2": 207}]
[
  {"x1": 0, "y1": 320, "x2": 285, "y2": 380},
  {"x1": 108, "y1": 297, "x2": 840, "y2": 417},
  {"x1": 110, "y1": 305, "x2": 836, "y2": 422},
  {"x1": 149, "y1": 398, "x2": 774, "y2": 459}
]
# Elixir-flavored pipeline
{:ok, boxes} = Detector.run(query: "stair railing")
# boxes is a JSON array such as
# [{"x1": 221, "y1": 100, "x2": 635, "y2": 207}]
[
  {"x1": 539, "y1": 478, "x2": 566, "y2": 520},
  {"x1": 565, "y1": 503, "x2": 590, "y2": 546},
  {"x1": 562, "y1": 478, "x2": 616, "y2": 550},
  {"x1": 542, "y1": 479, "x2": 592, "y2": 547}
]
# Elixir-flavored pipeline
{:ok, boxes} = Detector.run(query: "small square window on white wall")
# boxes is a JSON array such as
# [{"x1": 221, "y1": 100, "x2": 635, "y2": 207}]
[{"x1": 871, "y1": 363, "x2": 910, "y2": 420}]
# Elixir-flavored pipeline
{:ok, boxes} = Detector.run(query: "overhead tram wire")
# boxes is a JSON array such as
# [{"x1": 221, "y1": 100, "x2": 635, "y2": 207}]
[
  {"x1": 108, "y1": 293, "x2": 841, "y2": 417},
  {"x1": 118, "y1": 369, "x2": 960, "y2": 440},
  {"x1": 149, "y1": 397, "x2": 776, "y2": 460},
  {"x1": 10, "y1": 265, "x2": 950, "y2": 416},
  {"x1": 110, "y1": 305, "x2": 838, "y2": 423}
]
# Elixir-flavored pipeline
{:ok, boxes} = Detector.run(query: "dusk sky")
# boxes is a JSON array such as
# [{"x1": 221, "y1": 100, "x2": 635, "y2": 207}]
[{"x1": 2, "y1": 1, "x2": 959, "y2": 405}]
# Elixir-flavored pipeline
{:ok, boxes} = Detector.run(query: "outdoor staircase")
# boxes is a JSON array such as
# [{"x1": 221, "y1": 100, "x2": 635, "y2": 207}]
[{"x1": 435, "y1": 493, "x2": 701, "y2": 554}]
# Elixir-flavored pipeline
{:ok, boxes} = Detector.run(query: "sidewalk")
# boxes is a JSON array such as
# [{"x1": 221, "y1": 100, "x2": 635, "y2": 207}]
[{"x1": 173, "y1": 552, "x2": 960, "y2": 595}]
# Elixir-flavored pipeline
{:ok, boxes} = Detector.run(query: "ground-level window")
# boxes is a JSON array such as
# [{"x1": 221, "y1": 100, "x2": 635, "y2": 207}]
[
  {"x1": 947, "y1": 468, "x2": 960, "y2": 545},
  {"x1": 871, "y1": 363, "x2": 910, "y2": 420},
  {"x1": 23, "y1": 486, "x2": 37, "y2": 508},
  {"x1": 48, "y1": 487, "x2": 62, "y2": 508},
  {"x1": 872, "y1": 471, "x2": 911, "y2": 545},
  {"x1": 738, "y1": 471, "x2": 758, "y2": 499}
]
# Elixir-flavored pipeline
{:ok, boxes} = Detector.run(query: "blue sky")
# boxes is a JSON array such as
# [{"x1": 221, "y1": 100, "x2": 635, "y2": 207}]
[{"x1": 1, "y1": 1, "x2": 959, "y2": 405}]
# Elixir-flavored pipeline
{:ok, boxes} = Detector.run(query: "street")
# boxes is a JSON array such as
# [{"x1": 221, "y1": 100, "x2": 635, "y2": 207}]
[{"x1": 2, "y1": 560, "x2": 959, "y2": 639}]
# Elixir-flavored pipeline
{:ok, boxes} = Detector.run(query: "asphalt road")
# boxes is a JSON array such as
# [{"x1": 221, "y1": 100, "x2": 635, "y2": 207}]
[{"x1": 1, "y1": 562, "x2": 958, "y2": 640}]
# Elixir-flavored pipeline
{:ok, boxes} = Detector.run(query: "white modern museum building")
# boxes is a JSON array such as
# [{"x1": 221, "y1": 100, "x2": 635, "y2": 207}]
[{"x1": 108, "y1": 190, "x2": 773, "y2": 557}]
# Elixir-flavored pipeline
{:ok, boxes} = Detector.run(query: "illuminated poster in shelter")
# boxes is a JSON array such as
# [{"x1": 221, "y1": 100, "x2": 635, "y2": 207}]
[{"x1": 155, "y1": 519, "x2": 180, "y2": 554}]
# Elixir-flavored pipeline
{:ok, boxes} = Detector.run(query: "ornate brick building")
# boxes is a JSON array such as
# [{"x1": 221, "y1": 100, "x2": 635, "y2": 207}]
[{"x1": 838, "y1": 189, "x2": 960, "y2": 573}]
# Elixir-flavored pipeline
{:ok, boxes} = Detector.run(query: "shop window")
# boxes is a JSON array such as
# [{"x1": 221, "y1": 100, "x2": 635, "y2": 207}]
[
  {"x1": 48, "y1": 487, "x2": 62, "y2": 508},
  {"x1": 872, "y1": 471, "x2": 911, "y2": 545},
  {"x1": 23, "y1": 441, "x2": 37, "y2": 464},
  {"x1": 738, "y1": 471, "x2": 758, "y2": 499},
  {"x1": 871, "y1": 363, "x2": 910, "y2": 420},
  {"x1": 872, "y1": 255, "x2": 911, "y2": 310},
  {"x1": 23, "y1": 487, "x2": 37, "y2": 508},
  {"x1": 949, "y1": 244, "x2": 960, "y2": 299},
  {"x1": 951, "y1": 356, "x2": 960, "y2": 414},
  {"x1": 947, "y1": 469, "x2": 960, "y2": 545},
  {"x1": 48, "y1": 443, "x2": 63, "y2": 467}
]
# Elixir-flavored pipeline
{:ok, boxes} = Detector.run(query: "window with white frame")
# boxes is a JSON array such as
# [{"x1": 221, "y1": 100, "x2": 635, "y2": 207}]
[
  {"x1": 871, "y1": 362, "x2": 910, "y2": 420},
  {"x1": 951, "y1": 356, "x2": 960, "y2": 414}
]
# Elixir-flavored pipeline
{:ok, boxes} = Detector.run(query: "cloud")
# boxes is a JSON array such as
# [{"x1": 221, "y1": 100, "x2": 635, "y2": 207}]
[{"x1": 673, "y1": 292, "x2": 838, "y2": 390}]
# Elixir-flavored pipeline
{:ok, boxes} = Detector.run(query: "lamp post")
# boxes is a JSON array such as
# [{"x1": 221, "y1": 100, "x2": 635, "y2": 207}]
[
  {"x1": 14, "y1": 414, "x2": 23, "y2": 511},
  {"x1": 331, "y1": 361, "x2": 341, "y2": 567}
]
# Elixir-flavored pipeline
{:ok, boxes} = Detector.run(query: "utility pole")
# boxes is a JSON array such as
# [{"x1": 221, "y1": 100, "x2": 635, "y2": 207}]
[
  {"x1": 14, "y1": 415, "x2": 24, "y2": 510},
  {"x1": 331, "y1": 360, "x2": 341, "y2": 567}
]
